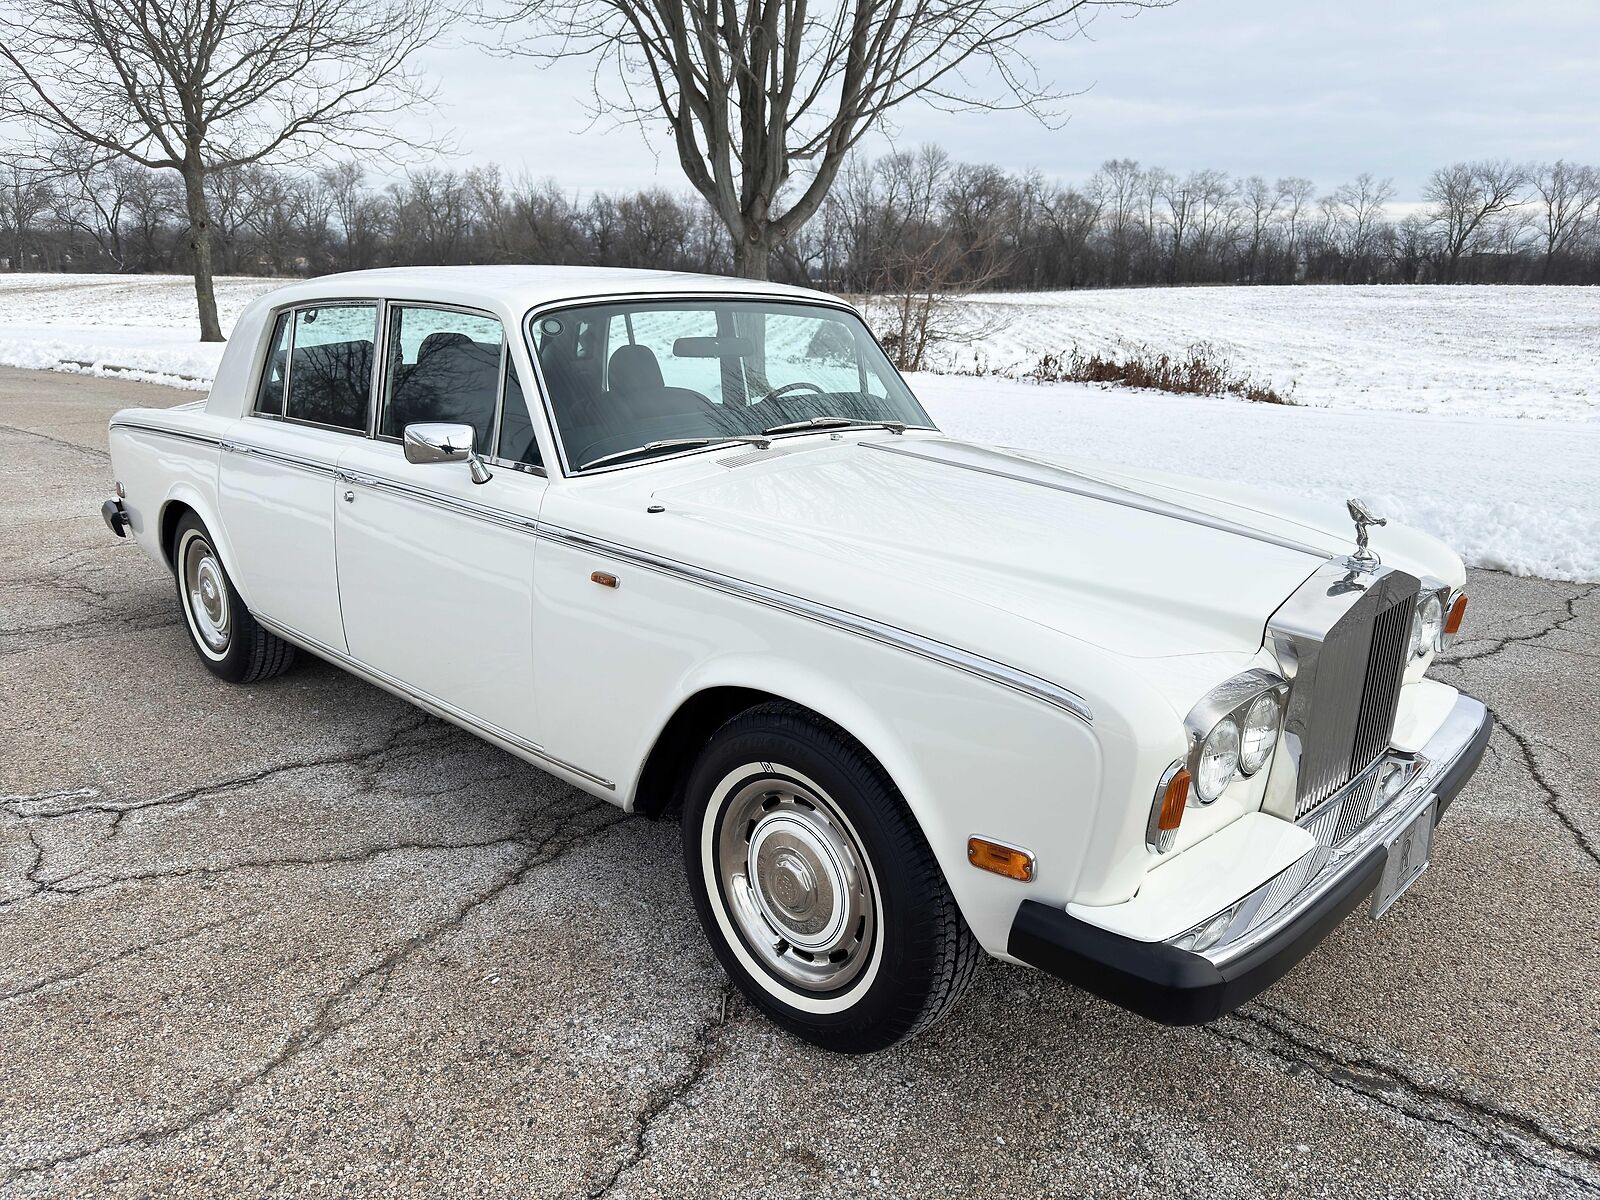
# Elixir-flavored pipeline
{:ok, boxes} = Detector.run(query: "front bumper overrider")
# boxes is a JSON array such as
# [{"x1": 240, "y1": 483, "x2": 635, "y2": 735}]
[{"x1": 1008, "y1": 692, "x2": 1492, "y2": 1025}]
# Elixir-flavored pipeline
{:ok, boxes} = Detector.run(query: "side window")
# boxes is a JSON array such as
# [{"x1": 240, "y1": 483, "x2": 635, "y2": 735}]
[
  {"x1": 287, "y1": 305, "x2": 377, "y2": 432},
  {"x1": 381, "y1": 306, "x2": 505, "y2": 455},
  {"x1": 496, "y1": 358, "x2": 543, "y2": 470},
  {"x1": 253, "y1": 312, "x2": 291, "y2": 416}
]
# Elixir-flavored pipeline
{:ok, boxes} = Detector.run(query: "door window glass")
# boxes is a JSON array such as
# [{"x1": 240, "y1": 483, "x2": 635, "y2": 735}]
[
  {"x1": 287, "y1": 305, "x2": 377, "y2": 432},
  {"x1": 381, "y1": 306, "x2": 505, "y2": 455},
  {"x1": 253, "y1": 312, "x2": 291, "y2": 416},
  {"x1": 496, "y1": 358, "x2": 543, "y2": 470}
]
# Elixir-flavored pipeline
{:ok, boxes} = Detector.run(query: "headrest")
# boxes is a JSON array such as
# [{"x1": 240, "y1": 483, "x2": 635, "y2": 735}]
[
  {"x1": 418, "y1": 331, "x2": 475, "y2": 361},
  {"x1": 608, "y1": 343, "x2": 664, "y2": 393}
]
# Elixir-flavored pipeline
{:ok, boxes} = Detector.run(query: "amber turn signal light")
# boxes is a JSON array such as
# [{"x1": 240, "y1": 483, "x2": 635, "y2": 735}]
[
  {"x1": 1445, "y1": 592, "x2": 1468, "y2": 636},
  {"x1": 967, "y1": 837, "x2": 1035, "y2": 882},
  {"x1": 1158, "y1": 767, "x2": 1191, "y2": 832},
  {"x1": 590, "y1": 570, "x2": 619, "y2": 589}
]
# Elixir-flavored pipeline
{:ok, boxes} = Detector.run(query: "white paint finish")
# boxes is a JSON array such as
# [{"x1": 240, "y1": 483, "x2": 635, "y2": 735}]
[
  {"x1": 334, "y1": 438, "x2": 549, "y2": 745},
  {"x1": 216, "y1": 418, "x2": 351, "y2": 652},
  {"x1": 1067, "y1": 813, "x2": 1318, "y2": 943},
  {"x1": 104, "y1": 265, "x2": 1477, "y2": 971}
]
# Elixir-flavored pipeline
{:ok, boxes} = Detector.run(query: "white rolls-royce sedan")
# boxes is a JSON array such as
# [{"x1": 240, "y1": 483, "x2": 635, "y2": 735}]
[{"x1": 102, "y1": 266, "x2": 1490, "y2": 1052}]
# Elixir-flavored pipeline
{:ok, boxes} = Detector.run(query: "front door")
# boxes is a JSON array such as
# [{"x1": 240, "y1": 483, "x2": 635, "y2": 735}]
[{"x1": 333, "y1": 304, "x2": 550, "y2": 746}]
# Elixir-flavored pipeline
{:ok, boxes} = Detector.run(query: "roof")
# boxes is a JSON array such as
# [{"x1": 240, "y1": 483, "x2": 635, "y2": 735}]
[{"x1": 243, "y1": 264, "x2": 836, "y2": 314}]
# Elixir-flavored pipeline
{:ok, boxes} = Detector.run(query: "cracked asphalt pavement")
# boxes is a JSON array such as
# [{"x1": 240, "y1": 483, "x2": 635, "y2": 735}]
[{"x1": 2, "y1": 366, "x2": 1597, "y2": 1198}]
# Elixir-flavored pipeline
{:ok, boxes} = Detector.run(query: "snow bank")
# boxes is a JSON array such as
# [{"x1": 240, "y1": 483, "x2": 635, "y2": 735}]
[{"x1": 913, "y1": 373, "x2": 1600, "y2": 583}]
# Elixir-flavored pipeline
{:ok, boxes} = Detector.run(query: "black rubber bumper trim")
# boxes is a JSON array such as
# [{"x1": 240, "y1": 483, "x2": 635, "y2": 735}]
[
  {"x1": 101, "y1": 498, "x2": 129, "y2": 538},
  {"x1": 1009, "y1": 702, "x2": 1492, "y2": 1025},
  {"x1": 1009, "y1": 851, "x2": 1385, "y2": 1025},
  {"x1": 1431, "y1": 703, "x2": 1492, "y2": 822}
]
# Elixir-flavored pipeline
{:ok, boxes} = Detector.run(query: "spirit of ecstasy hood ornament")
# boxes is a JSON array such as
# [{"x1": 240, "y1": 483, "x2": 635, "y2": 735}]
[{"x1": 1346, "y1": 498, "x2": 1386, "y2": 567}]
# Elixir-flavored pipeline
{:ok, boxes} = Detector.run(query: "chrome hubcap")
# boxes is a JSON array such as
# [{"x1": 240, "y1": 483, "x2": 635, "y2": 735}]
[
  {"x1": 716, "y1": 775, "x2": 876, "y2": 993},
  {"x1": 184, "y1": 537, "x2": 231, "y2": 653}
]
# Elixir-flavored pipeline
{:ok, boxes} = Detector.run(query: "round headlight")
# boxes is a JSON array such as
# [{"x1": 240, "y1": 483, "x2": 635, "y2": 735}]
[
  {"x1": 1195, "y1": 717, "x2": 1241, "y2": 803},
  {"x1": 1239, "y1": 691, "x2": 1282, "y2": 775},
  {"x1": 1412, "y1": 592, "x2": 1444, "y2": 658}
]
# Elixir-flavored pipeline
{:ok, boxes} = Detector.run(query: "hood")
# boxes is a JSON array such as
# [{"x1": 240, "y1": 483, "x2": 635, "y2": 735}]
[{"x1": 645, "y1": 434, "x2": 1415, "y2": 661}]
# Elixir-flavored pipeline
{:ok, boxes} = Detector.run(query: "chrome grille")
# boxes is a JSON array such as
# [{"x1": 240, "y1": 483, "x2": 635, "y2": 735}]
[{"x1": 1287, "y1": 581, "x2": 1416, "y2": 818}]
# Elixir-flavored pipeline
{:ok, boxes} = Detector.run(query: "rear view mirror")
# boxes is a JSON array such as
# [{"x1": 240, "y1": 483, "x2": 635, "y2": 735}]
[{"x1": 672, "y1": 335, "x2": 753, "y2": 358}]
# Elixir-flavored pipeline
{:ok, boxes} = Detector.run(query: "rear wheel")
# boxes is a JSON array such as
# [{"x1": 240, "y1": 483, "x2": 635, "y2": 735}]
[
  {"x1": 172, "y1": 512, "x2": 295, "y2": 684},
  {"x1": 681, "y1": 702, "x2": 979, "y2": 1053}
]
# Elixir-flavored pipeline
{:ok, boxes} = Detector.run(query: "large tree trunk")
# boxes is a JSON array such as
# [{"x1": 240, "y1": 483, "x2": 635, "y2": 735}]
[
  {"x1": 732, "y1": 225, "x2": 773, "y2": 280},
  {"x1": 180, "y1": 160, "x2": 225, "y2": 342}
]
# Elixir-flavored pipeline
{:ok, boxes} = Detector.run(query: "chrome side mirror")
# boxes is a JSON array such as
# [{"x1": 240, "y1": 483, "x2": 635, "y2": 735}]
[{"x1": 403, "y1": 422, "x2": 493, "y2": 484}]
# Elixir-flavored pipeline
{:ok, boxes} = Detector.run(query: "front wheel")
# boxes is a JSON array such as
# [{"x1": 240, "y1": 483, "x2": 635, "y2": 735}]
[
  {"x1": 172, "y1": 512, "x2": 296, "y2": 684},
  {"x1": 681, "y1": 702, "x2": 979, "y2": 1053}
]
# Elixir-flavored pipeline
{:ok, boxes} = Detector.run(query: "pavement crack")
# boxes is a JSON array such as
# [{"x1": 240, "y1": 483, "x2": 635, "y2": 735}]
[
  {"x1": 1, "y1": 799, "x2": 629, "y2": 1182},
  {"x1": 0, "y1": 422, "x2": 109, "y2": 461},
  {"x1": 587, "y1": 985, "x2": 738, "y2": 1200},
  {"x1": 1483, "y1": 704, "x2": 1600, "y2": 871},
  {"x1": 1213, "y1": 1006, "x2": 1600, "y2": 1191},
  {"x1": 1441, "y1": 582, "x2": 1599, "y2": 670},
  {"x1": 0, "y1": 913, "x2": 247, "y2": 1005}
]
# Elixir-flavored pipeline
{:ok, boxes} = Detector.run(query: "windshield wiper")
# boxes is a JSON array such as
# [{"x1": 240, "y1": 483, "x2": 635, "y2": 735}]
[
  {"x1": 579, "y1": 435, "x2": 771, "y2": 471},
  {"x1": 761, "y1": 416, "x2": 910, "y2": 436}
]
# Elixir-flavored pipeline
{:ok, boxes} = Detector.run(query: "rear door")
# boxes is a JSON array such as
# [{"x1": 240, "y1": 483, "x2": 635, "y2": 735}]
[
  {"x1": 220, "y1": 302, "x2": 378, "y2": 653},
  {"x1": 334, "y1": 303, "x2": 551, "y2": 745}
]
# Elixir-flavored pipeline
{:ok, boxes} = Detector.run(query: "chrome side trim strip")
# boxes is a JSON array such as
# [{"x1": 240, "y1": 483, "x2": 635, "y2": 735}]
[
  {"x1": 108, "y1": 421, "x2": 223, "y2": 449},
  {"x1": 222, "y1": 443, "x2": 1092, "y2": 725},
  {"x1": 535, "y1": 521, "x2": 1095, "y2": 724},
  {"x1": 222, "y1": 440, "x2": 340, "y2": 478},
  {"x1": 253, "y1": 612, "x2": 616, "y2": 791},
  {"x1": 862, "y1": 440, "x2": 1337, "y2": 561}
]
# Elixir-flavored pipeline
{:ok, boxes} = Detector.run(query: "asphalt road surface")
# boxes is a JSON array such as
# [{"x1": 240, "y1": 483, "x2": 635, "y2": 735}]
[{"x1": 2, "y1": 366, "x2": 1597, "y2": 1198}]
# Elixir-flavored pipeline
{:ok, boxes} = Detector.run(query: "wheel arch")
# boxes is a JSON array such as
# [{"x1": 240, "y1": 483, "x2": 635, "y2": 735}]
[{"x1": 157, "y1": 484, "x2": 241, "y2": 581}]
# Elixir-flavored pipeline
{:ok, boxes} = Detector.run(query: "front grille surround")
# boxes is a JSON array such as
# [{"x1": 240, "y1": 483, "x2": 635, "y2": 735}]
[{"x1": 1264, "y1": 562, "x2": 1421, "y2": 821}]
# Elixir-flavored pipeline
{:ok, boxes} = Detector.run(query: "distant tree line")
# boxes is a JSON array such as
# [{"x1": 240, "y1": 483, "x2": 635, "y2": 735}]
[{"x1": 3, "y1": 147, "x2": 1597, "y2": 289}]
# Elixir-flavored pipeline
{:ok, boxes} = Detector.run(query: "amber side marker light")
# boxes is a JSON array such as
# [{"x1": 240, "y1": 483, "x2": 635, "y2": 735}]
[
  {"x1": 1158, "y1": 768, "x2": 1190, "y2": 832},
  {"x1": 967, "y1": 837, "x2": 1035, "y2": 882},
  {"x1": 1445, "y1": 593, "x2": 1468, "y2": 636},
  {"x1": 590, "y1": 570, "x2": 620, "y2": 589}
]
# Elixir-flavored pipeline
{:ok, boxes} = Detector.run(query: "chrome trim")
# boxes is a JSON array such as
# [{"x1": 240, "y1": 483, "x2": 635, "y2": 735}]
[
  {"x1": 1181, "y1": 692, "x2": 1487, "y2": 967},
  {"x1": 221, "y1": 440, "x2": 340, "y2": 479},
  {"x1": 1263, "y1": 560, "x2": 1421, "y2": 819},
  {"x1": 108, "y1": 421, "x2": 223, "y2": 449},
  {"x1": 1145, "y1": 760, "x2": 1187, "y2": 855},
  {"x1": 253, "y1": 612, "x2": 615, "y2": 791},
  {"x1": 212, "y1": 440, "x2": 1092, "y2": 725},
  {"x1": 861, "y1": 440, "x2": 1341, "y2": 561},
  {"x1": 535, "y1": 521, "x2": 1094, "y2": 724},
  {"x1": 1183, "y1": 669, "x2": 1288, "y2": 803}
]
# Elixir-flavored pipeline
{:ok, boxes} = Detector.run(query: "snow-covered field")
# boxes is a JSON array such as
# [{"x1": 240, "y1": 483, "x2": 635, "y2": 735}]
[
  {"x1": 934, "y1": 285, "x2": 1598, "y2": 422},
  {"x1": 2, "y1": 274, "x2": 1597, "y2": 580}
]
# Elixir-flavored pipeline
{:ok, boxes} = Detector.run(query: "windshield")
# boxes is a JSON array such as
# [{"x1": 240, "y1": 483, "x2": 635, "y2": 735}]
[{"x1": 526, "y1": 298, "x2": 935, "y2": 471}]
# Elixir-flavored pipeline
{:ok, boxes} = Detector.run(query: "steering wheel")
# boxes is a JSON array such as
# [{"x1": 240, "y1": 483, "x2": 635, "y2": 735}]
[{"x1": 751, "y1": 380, "x2": 825, "y2": 406}]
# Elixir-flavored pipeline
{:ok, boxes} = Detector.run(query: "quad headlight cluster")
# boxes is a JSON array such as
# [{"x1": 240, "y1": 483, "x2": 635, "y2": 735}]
[
  {"x1": 1410, "y1": 584, "x2": 1469, "y2": 660},
  {"x1": 1147, "y1": 669, "x2": 1289, "y2": 854},
  {"x1": 1189, "y1": 673, "x2": 1288, "y2": 804}
]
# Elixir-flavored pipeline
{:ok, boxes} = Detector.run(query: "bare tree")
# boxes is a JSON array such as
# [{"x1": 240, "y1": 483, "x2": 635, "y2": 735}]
[
  {"x1": 0, "y1": 0, "x2": 447, "y2": 339},
  {"x1": 1529, "y1": 160, "x2": 1600, "y2": 281},
  {"x1": 46, "y1": 141, "x2": 144, "y2": 269},
  {"x1": 0, "y1": 151, "x2": 55, "y2": 270},
  {"x1": 1423, "y1": 159, "x2": 1528, "y2": 283},
  {"x1": 491, "y1": 0, "x2": 1162, "y2": 279},
  {"x1": 1276, "y1": 176, "x2": 1314, "y2": 279}
]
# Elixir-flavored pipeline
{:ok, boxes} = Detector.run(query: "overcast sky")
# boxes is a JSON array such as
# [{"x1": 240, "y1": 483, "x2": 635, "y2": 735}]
[{"x1": 413, "y1": 0, "x2": 1599, "y2": 202}]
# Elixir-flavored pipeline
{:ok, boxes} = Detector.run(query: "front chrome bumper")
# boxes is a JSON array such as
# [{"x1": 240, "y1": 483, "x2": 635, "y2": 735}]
[{"x1": 1007, "y1": 692, "x2": 1492, "y2": 1024}]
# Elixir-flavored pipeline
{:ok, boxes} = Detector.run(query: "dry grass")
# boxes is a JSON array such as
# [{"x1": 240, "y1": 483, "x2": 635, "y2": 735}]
[{"x1": 1019, "y1": 343, "x2": 1294, "y2": 405}]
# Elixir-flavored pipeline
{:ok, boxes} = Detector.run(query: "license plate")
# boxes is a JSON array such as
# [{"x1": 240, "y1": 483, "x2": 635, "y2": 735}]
[{"x1": 1371, "y1": 796, "x2": 1436, "y2": 919}]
